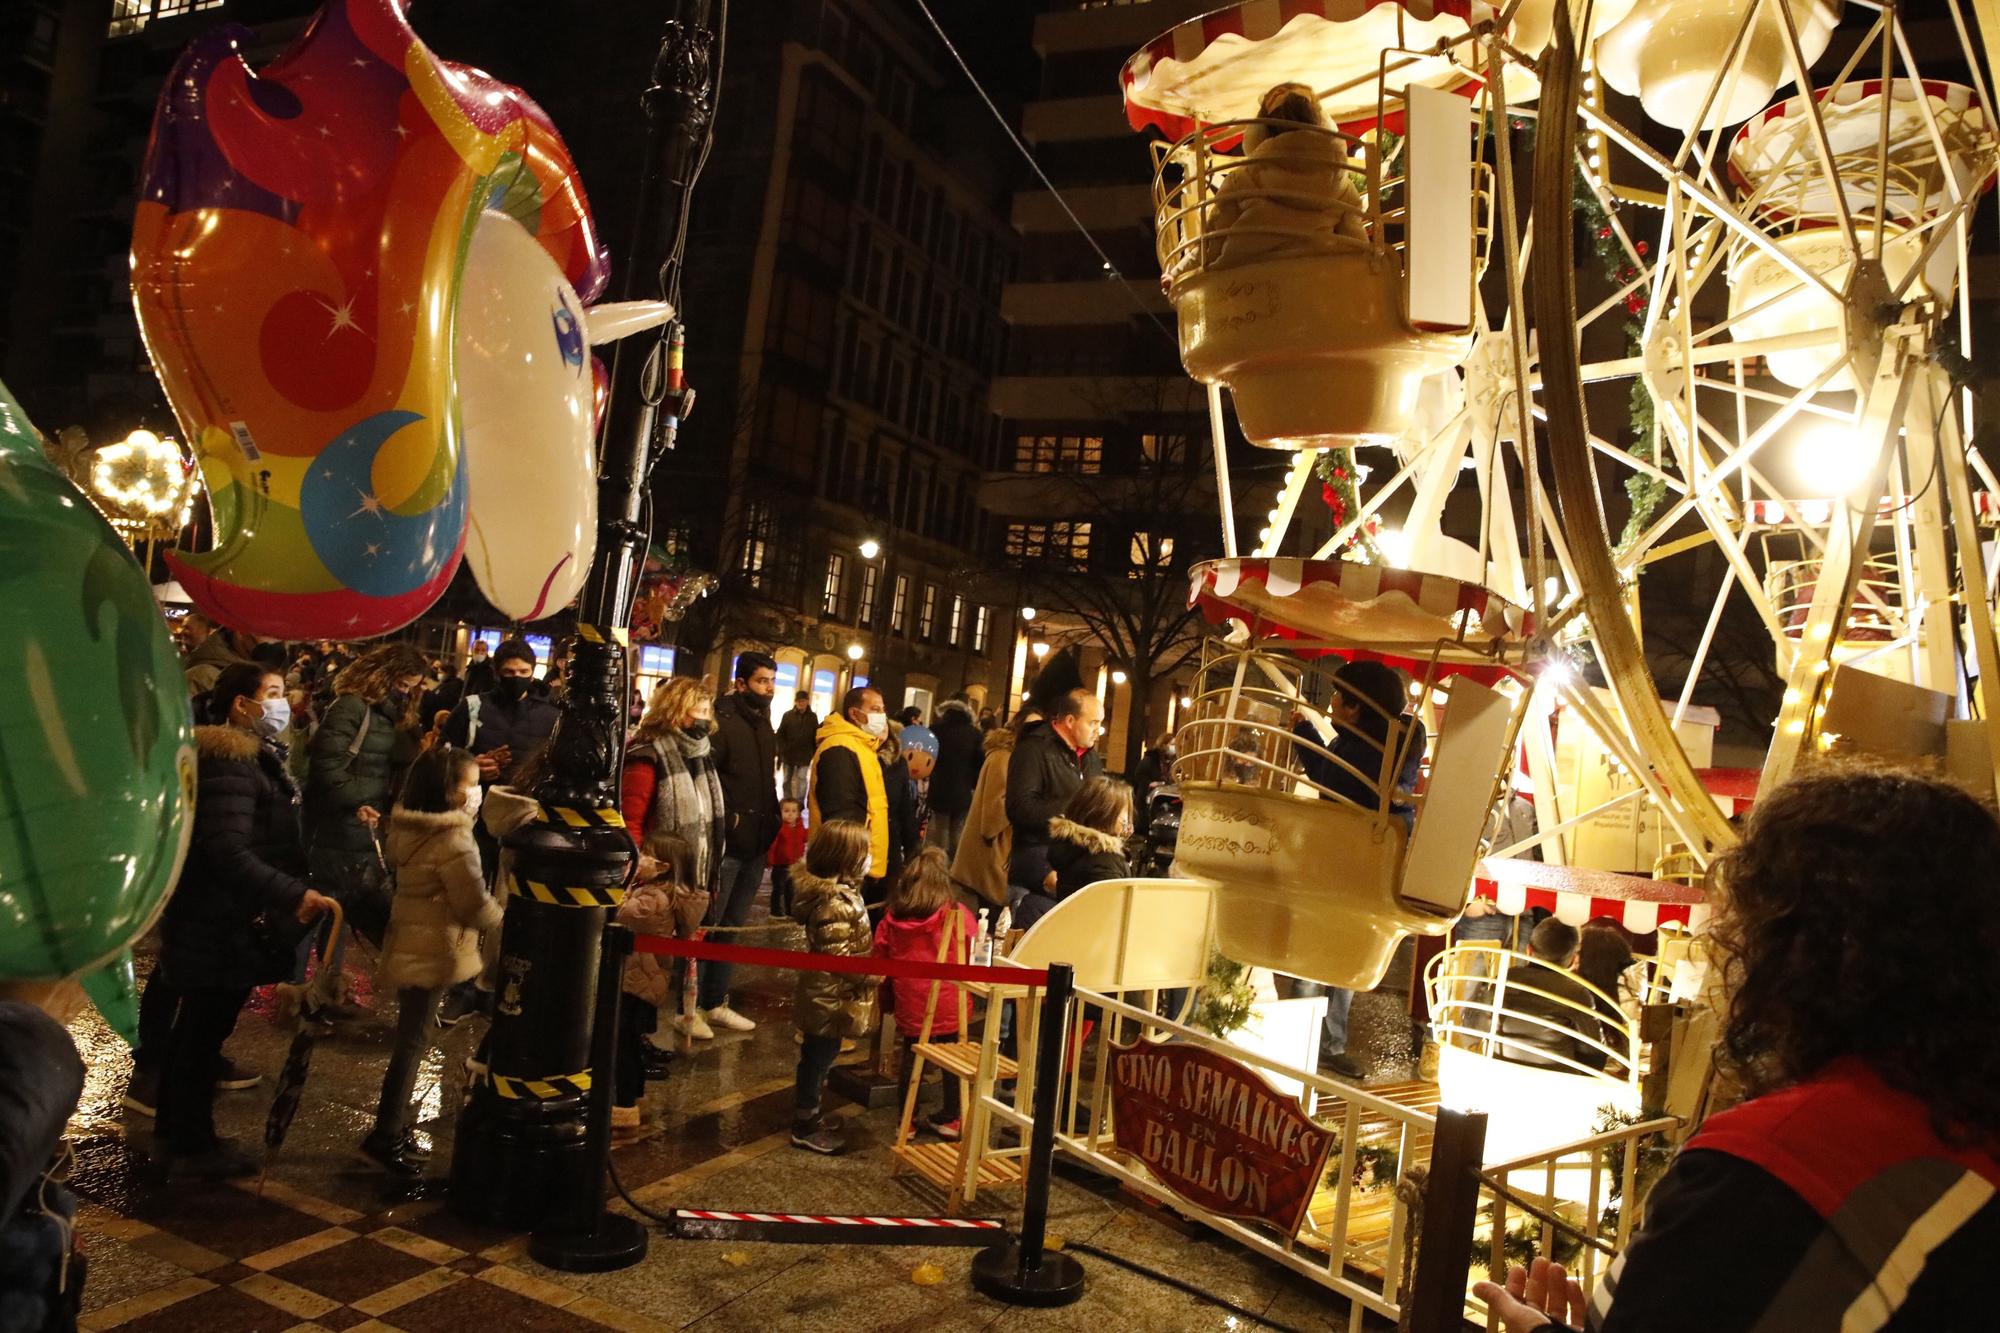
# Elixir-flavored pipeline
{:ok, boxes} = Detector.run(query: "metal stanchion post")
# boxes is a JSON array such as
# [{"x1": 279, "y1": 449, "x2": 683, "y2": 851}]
[
  {"x1": 971, "y1": 961, "x2": 1086, "y2": 1307},
  {"x1": 447, "y1": 0, "x2": 715, "y2": 1228},
  {"x1": 1405, "y1": 1107, "x2": 1488, "y2": 1333},
  {"x1": 531, "y1": 924, "x2": 648, "y2": 1272}
]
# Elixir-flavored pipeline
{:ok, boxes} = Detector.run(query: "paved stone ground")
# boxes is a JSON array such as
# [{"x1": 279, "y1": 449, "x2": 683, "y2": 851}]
[{"x1": 60, "y1": 893, "x2": 1420, "y2": 1332}]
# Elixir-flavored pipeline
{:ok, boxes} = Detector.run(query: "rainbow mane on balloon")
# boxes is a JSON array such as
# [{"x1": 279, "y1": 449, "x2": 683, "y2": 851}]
[{"x1": 134, "y1": 0, "x2": 611, "y2": 638}]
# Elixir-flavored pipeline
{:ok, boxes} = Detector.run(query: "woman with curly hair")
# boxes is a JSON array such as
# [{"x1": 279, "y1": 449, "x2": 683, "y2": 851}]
[
  {"x1": 303, "y1": 643, "x2": 427, "y2": 1010},
  {"x1": 1480, "y1": 766, "x2": 2000, "y2": 1332}
]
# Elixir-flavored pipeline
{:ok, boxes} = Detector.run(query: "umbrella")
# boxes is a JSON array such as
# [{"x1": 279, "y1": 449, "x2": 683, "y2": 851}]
[{"x1": 260, "y1": 898, "x2": 345, "y2": 1193}]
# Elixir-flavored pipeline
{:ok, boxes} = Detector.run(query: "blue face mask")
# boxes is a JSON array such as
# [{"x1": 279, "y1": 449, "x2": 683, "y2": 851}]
[{"x1": 255, "y1": 696, "x2": 292, "y2": 738}]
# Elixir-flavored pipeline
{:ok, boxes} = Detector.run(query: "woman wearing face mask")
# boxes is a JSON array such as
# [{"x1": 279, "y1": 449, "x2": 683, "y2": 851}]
[
  {"x1": 303, "y1": 643, "x2": 427, "y2": 1000},
  {"x1": 141, "y1": 663, "x2": 334, "y2": 1180},
  {"x1": 619, "y1": 677, "x2": 726, "y2": 1041},
  {"x1": 361, "y1": 745, "x2": 501, "y2": 1175}
]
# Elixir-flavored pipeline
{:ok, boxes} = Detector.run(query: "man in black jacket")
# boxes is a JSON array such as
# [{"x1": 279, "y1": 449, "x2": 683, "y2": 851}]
[
  {"x1": 926, "y1": 696, "x2": 982, "y2": 858},
  {"x1": 1004, "y1": 687, "x2": 1104, "y2": 894},
  {"x1": 699, "y1": 651, "x2": 780, "y2": 1032},
  {"x1": 775, "y1": 689, "x2": 818, "y2": 806},
  {"x1": 441, "y1": 638, "x2": 559, "y2": 788}
]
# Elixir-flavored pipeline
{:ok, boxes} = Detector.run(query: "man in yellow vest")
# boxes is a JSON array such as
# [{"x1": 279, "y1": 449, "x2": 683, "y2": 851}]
[{"x1": 809, "y1": 686, "x2": 889, "y2": 907}]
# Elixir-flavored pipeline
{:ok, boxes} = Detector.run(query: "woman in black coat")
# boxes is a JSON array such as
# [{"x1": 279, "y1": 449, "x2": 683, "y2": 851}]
[
  {"x1": 145, "y1": 663, "x2": 332, "y2": 1180},
  {"x1": 305, "y1": 643, "x2": 426, "y2": 949}
]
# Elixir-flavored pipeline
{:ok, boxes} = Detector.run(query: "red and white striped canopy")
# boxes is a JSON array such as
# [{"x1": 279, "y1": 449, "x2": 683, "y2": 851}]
[
  {"x1": 1120, "y1": 0, "x2": 1491, "y2": 141},
  {"x1": 1189, "y1": 556, "x2": 1530, "y2": 672},
  {"x1": 1474, "y1": 857, "x2": 1711, "y2": 934}
]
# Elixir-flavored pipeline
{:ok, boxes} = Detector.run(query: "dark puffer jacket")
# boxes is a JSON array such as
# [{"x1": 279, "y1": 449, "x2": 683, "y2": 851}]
[
  {"x1": 1004, "y1": 719, "x2": 1103, "y2": 891},
  {"x1": 441, "y1": 686, "x2": 560, "y2": 786},
  {"x1": 160, "y1": 725, "x2": 315, "y2": 990},
  {"x1": 306, "y1": 692, "x2": 418, "y2": 855},
  {"x1": 928, "y1": 701, "x2": 982, "y2": 817},
  {"x1": 791, "y1": 866, "x2": 877, "y2": 1040},
  {"x1": 1019, "y1": 817, "x2": 1130, "y2": 933},
  {"x1": 712, "y1": 690, "x2": 779, "y2": 859}
]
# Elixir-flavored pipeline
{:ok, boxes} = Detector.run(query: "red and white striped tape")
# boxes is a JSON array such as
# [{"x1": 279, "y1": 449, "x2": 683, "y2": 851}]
[{"x1": 676, "y1": 1210, "x2": 1002, "y2": 1230}]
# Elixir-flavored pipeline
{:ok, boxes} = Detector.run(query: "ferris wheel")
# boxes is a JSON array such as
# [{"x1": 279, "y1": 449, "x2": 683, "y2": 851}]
[{"x1": 1117, "y1": 0, "x2": 2000, "y2": 988}]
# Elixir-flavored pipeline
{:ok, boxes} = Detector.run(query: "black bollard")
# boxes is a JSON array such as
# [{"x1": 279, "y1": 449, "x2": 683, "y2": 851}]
[
  {"x1": 971, "y1": 962, "x2": 1086, "y2": 1307},
  {"x1": 530, "y1": 923, "x2": 648, "y2": 1272}
]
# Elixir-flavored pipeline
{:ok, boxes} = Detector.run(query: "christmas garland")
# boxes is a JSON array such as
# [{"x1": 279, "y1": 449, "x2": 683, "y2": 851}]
[
  {"x1": 1569, "y1": 151, "x2": 1665, "y2": 552},
  {"x1": 1315, "y1": 447, "x2": 1383, "y2": 561}
]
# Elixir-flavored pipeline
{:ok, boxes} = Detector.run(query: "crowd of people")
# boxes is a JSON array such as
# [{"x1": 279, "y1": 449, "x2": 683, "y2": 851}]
[
  {"x1": 3, "y1": 595, "x2": 1995, "y2": 1329},
  {"x1": 126, "y1": 621, "x2": 1145, "y2": 1174}
]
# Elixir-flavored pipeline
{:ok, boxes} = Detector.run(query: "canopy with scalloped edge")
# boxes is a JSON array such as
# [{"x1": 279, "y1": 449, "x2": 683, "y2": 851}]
[
  {"x1": 1120, "y1": 0, "x2": 1492, "y2": 142},
  {"x1": 1188, "y1": 556, "x2": 1531, "y2": 675},
  {"x1": 1474, "y1": 857, "x2": 1710, "y2": 932}
]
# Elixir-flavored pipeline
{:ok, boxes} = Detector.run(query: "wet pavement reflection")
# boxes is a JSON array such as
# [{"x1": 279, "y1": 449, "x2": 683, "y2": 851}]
[{"x1": 62, "y1": 915, "x2": 1373, "y2": 1331}]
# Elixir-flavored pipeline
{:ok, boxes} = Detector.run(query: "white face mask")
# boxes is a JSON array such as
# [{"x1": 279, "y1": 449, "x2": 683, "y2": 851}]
[
  {"x1": 460, "y1": 783, "x2": 484, "y2": 817},
  {"x1": 255, "y1": 696, "x2": 291, "y2": 738},
  {"x1": 861, "y1": 711, "x2": 888, "y2": 738}
]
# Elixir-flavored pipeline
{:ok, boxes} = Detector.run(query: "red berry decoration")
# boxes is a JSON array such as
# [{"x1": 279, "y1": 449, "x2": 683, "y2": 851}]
[
  {"x1": 1636, "y1": 240, "x2": 1649, "y2": 256},
  {"x1": 1597, "y1": 225, "x2": 1613, "y2": 240}
]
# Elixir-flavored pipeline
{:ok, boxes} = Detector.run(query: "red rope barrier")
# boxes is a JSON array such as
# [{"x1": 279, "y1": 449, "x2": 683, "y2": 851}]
[{"x1": 630, "y1": 932, "x2": 1050, "y2": 986}]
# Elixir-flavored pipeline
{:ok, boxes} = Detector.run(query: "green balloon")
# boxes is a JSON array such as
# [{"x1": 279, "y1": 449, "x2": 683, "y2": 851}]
[
  {"x1": 0, "y1": 377, "x2": 195, "y2": 998},
  {"x1": 80, "y1": 950, "x2": 141, "y2": 1043}
]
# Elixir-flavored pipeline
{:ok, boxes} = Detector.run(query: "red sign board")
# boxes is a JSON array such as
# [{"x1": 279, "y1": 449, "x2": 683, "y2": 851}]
[{"x1": 1107, "y1": 1040, "x2": 1333, "y2": 1237}]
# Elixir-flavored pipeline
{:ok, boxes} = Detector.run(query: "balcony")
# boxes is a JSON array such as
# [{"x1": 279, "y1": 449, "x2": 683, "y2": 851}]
[
  {"x1": 979, "y1": 467, "x2": 1216, "y2": 519},
  {"x1": 987, "y1": 373, "x2": 1198, "y2": 421},
  {"x1": 1011, "y1": 182, "x2": 1151, "y2": 233},
  {"x1": 1022, "y1": 94, "x2": 1129, "y2": 144},
  {"x1": 1001, "y1": 279, "x2": 1167, "y2": 326},
  {"x1": 1032, "y1": 0, "x2": 1218, "y2": 56}
]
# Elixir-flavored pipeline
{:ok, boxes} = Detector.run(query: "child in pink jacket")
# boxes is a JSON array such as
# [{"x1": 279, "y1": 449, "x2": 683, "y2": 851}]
[{"x1": 874, "y1": 848, "x2": 975, "y2": 1138}]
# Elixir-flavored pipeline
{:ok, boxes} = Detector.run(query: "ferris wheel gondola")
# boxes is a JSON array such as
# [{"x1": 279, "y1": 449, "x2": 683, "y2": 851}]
[{"x1": 1118, "y1": 0, "x2": 2000, "y2": 988}]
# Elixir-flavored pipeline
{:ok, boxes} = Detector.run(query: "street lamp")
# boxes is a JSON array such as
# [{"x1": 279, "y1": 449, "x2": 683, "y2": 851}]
[
  {"x1": 1020, "y1": 606, "x2": 1036, "y2": 621},
  {"x1": 846, "y1": 642, "x2": 865, "y2": 661},
  {"x1": 1111, "y1": 668, "x2": 1128, "y2": 685},
  {"x1": 858, "y1": 538, "x2": 880, "y2": 560},
  {"x1": 1031, "y1": 640, "x2": 1050, "y2": 660}
]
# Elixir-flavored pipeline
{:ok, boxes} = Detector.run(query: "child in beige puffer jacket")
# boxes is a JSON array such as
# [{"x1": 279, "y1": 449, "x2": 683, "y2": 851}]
[{"x1": 361, "y1": 746, "x2": 501, "y2": 1176}]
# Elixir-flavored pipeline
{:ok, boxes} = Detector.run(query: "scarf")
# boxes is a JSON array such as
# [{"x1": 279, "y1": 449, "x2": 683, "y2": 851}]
[{"x1": 641, "y1": 731, "x2": 726, "y2": 885}]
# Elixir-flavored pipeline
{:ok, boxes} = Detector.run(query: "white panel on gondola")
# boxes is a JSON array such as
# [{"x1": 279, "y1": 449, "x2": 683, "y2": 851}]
[{"x1": 1406, "y1": 83, "x2": 1473, "y2": 333}]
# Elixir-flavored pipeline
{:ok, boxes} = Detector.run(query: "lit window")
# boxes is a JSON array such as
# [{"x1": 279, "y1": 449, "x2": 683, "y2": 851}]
[
  {"x1": 741, "y1": 503, "x2": 771, "y2": 587},
  {"x1": 890, "y1": 574, "x2": 909, "y2": 633},
  {"x1": 822, "y1": 552, "x2": 847, "y2": 618},
  {"x1": 857, "y1": 562, "x2": 879, "y2": 627},
  {"x1": 972, "y1": 605, "x2": 990, "y2": 654},
  {"x1": 947, "y1": 594, "x2": 964, "y2": 646},
  {"x1": 1139, "y1": 433, "x2": 1188, "y2": 467},
  {"x1": 1011, "y1": 434, "x2": 1103, "y2": 474},
  {"x1": 1129, "y1": 531, "x2": 1175, "y2": 569},
  {"x1": 1004, "y1": 520, "x2": 1092, "y2": 566},
  {"x1": 918, "y1": 583, "x2": 938, "y2": 639}
]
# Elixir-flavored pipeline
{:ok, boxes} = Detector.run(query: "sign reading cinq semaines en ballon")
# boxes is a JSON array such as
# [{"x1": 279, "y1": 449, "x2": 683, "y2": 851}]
[{"x1": 1108, "y1": 1039, "x2": 1335, "y2": 1238}]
